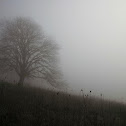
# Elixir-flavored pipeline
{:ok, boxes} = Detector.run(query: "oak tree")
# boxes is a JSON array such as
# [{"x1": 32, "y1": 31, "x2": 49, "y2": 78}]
[{"x1": 0, "y1": 17, "x2": 61, "y2": 86}]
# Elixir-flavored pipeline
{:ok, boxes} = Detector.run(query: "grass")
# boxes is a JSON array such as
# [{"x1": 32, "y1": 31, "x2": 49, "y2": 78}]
[{"x1": 0, "y1": 81, "x2": 126, "y2": 126}]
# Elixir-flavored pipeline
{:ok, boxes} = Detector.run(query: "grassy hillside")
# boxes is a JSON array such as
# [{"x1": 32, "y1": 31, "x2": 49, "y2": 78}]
[{"x1": 0, "y1": 81, "x2": 126, "y2": 126}]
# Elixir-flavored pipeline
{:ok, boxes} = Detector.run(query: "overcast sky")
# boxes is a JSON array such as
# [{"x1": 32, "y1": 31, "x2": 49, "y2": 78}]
[{"x1": 1, "y1": 0, "x2": 126, "y2": 101}]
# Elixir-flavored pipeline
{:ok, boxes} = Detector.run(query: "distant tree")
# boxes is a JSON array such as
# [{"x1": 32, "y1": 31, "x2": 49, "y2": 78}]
[{"x1": 0, "y1": 17, "x2": 62, "y2": 86}]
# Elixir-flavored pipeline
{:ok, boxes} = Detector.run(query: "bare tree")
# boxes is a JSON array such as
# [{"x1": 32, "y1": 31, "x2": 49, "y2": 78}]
[{"x1": 0, "y1": 17, "x2": 61, "y2": 86}]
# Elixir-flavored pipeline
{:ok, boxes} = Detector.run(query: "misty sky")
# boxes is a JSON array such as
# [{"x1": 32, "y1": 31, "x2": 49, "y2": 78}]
[{"x1": 1, "y1": 0, "x2": 126, "y2": 101}]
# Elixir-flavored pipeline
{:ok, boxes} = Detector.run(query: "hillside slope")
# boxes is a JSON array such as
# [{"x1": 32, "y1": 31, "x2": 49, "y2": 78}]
[{"x1": 0, "y1": 82, "x2": 126, "y2": 126}]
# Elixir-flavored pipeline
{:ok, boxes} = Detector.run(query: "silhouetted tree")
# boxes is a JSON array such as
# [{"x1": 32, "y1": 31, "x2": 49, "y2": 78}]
[{"x1": 0, "y1": 17, "x2": 61, "y2": 86}]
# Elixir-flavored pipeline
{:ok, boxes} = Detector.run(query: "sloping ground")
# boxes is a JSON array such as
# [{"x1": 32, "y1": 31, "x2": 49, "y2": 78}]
[{"x1": 0, "y1": 82, "x2": 126, "y2": 126}]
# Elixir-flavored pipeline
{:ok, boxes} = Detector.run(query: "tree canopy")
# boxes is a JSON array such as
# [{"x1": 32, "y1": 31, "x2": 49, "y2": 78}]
[{"x1": 0, "y1": 17, "x2": 62, "y2": 86}]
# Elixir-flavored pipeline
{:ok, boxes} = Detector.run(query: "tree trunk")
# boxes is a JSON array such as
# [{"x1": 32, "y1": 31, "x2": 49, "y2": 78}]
[{"x1": 18, "y1": 76, "x2": 25, "y2": 86}]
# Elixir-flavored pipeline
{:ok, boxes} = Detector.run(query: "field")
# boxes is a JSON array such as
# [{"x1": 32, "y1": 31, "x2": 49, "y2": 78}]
[{"x1": 0, "y1": 81, "x2": 126, "y2": 126}]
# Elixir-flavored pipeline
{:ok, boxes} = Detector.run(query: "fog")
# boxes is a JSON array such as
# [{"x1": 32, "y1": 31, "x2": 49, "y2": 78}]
[{"x1": 1, "y1": 0, "x2": 126, "y2": 101}]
